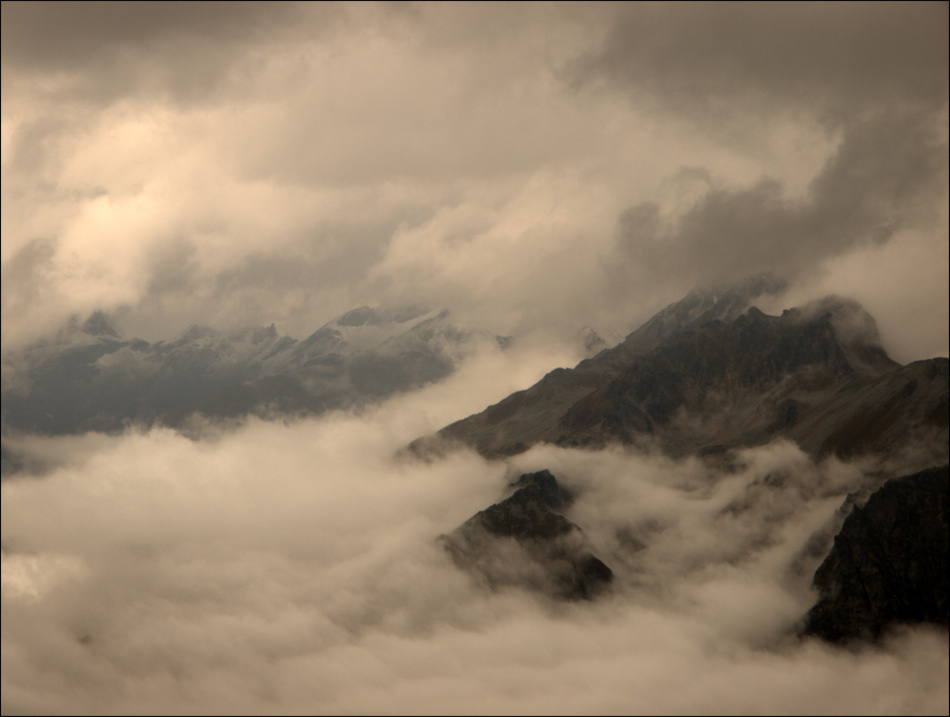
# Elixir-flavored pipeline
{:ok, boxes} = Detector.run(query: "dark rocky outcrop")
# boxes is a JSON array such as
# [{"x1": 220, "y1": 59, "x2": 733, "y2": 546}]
[
  {"x1": 802, "y1": 464, "x2": 949, "y2": 643},
  {"x1": 442, "y1": 470, "x2": 613, "y2": 600}
]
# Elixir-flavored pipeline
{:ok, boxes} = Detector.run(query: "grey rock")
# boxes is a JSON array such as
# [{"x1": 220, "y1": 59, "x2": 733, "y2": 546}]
[{"x1": 442, "y1": 470, "x2": 613, "y2": 601}]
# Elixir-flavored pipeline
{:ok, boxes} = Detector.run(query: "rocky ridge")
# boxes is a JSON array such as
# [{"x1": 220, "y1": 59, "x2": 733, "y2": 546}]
[
  {"x1": 802, "y1": 464, "x2": 949, "y2": 642},
  {"x1": 414, "y1": 290, "x2": 947, "y2": 471},
  {"x1": 441, "y1": 469, "x2": 613, "y2": 600}
]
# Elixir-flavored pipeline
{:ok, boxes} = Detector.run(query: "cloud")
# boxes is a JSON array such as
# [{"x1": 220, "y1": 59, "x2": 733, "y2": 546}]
[
  {"x1": 568, "y1": 3, "x2": 948, "y2": 354},
  {"x1": 2, "y1": 3, "x2": 945, "y2": 361},
  {"x1": 2, "y1": 6, "x2": 946, "y2": 712},
  {"x1": 0, "y1": 1, "x2": 320, "y2": 106},
  {"x1": 610, "y1": 110, "x2": 947, "y2": 286},
  {"x1": 602, "y1": 106, "x2": 948, "y2": 364},
  {"x1": 572, "y1": 1, "x2": 948, "y2": 120},
  {"x1": 757, "y1": 220, "x2": 950, "y2": 364},
  {"x1": 1, "y1": 3, "x2": 632, "y2": 347},
  {"x1": 3, "y1": 372, "x2": 948, "y2": 714}
]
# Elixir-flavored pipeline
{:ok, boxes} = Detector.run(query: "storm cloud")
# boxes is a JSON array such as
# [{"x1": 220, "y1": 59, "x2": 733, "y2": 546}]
[
  {"x1": 609, "y1": 110, "x2": 947, "y2": 293},
  {"x1": 572, "y1": 1, "x2": 947, "y2": 116}
]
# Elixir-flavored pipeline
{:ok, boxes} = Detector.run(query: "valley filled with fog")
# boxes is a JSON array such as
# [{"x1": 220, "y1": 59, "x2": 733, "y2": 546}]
[{"x1": 3, "y1": 343, "x2": 947, "y2": 714}]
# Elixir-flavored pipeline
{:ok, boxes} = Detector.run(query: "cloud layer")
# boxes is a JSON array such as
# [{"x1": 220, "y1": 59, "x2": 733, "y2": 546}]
[
  {"x1": 2, "y1": 2, "x2": 946, "y2": 360},
  {"x1": 3, "y1": 373, "x2": 948, "y2": 714}
]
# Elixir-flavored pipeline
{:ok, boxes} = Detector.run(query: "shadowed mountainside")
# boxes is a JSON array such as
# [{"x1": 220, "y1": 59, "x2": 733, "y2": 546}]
[
  {"x1": 411, "y1": 288, "x2": 947, "y2": 469},
  {"x1": 802, "y1": 464, "x2": 949, "y2": 642},
  {"x1": 441, "y1": 469, "x2": 613, "y2": 601}
]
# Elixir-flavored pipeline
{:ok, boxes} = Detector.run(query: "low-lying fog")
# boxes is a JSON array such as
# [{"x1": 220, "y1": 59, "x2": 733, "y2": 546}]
[{"x1": 2, "y1": 343, "x2": 947, "y2": 715}]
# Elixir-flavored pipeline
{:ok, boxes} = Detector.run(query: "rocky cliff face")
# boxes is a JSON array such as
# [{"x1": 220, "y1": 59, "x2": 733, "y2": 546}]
[
  {"x1": 802, "y1": 464, "x2": 949, "y2": 642},
  {"x1": 441, "y1": 470, "x2": 613, "y2": 601}
]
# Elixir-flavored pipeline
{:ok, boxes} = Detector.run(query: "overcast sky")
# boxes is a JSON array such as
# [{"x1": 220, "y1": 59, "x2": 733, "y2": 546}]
[{"x1": 1, "y1": 1, "x2": 947, "y2": 362}]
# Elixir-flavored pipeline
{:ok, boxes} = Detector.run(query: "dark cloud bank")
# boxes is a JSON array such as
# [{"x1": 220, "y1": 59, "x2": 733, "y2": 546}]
[{"x1": 609, "y1": 110, "x2": 947, "y2": 293}]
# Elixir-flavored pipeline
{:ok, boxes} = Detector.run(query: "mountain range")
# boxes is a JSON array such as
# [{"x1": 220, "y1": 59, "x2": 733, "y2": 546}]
[
  {"x1": 1, "y1": 305, "x2": 511, "y2": 445},
  {"x1": 411, "y1": 277, "x2": 947, "y2": 473},
  {"x1": 3, "y1": 276, "x2": 947, "y2": 644},
  {"x1": 406, "y1": 276, "x2": 948, "y2": 643}
]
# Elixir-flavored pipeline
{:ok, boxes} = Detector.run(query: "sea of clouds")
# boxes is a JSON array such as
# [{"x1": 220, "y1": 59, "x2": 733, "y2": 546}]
[{"x1": 2, "y1": 343, "x2": 947, "y2": 715}]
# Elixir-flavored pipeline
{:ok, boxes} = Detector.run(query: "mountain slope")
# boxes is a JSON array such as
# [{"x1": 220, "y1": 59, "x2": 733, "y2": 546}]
[
  {"x1": 411, "y1": 275, "x2": 787, "y2": 457},
  {"x1": 413, "y1": 290, "x2": 947, "y2": 467}
]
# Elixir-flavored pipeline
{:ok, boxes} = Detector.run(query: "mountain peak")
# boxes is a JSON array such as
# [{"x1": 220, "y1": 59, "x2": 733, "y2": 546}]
[
  {"x1": 172, "y1": 324, "x2": 219, "y2": 346},
  {"x1": 788, "y1": 295, "x2": 882, "y2": 346},
  {"x1": 781, "y1": 295, "x2": 895, "y2": 376},
  {"x1": 609, "y1": 273, "x2": 788, "y2": 361},
  {"x1": 225, "y1": 323, "x2": 279, "y2": 345},
  {"x1": 80, "y1": 310, "x2": 122, "y2": 339},
  {"x1": 441, "y1": 469, "x2": 612, "y2": 600},
  {"x1": 334, "y1": 304, "x2": 434, "y2": 328},
  {"x1": 336, "y1": 306, "x2": 380, "y2": 327},
  {"x1": 416, "y1": 286, "x2": 943, "y2": 463},
  {"x1": 684, "y1": 272, "x2": 787, "y2": 308}
]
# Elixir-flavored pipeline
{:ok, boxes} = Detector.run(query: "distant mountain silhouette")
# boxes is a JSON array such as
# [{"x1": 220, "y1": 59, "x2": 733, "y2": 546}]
[{"x1": 0, "y1": 305, "x2": 509, "y2": 442}]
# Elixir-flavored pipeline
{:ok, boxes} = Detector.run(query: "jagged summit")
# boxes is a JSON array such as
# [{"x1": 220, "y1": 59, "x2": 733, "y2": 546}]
[
  {"x1": 169, "y1": 324, "x2": 220, "y2": 346},
  {"x1": 405, "y1": 279, "x2": 791, "y2": 460},
  {"x1": 410, "y1": 284, "x2": 946, "y2": 465},
  {"x1": 781, "y1": 295, "x2": 895, "y2": 376},
  {"x1": 441, "y1": 469, "x2": 613, "y2": 601},
  {"x1": 588, "y1": 272, "x2": 786, "y2": 368},
  {"x1": 335, "y1": 304, "x2": 432, "y2": 327}
]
